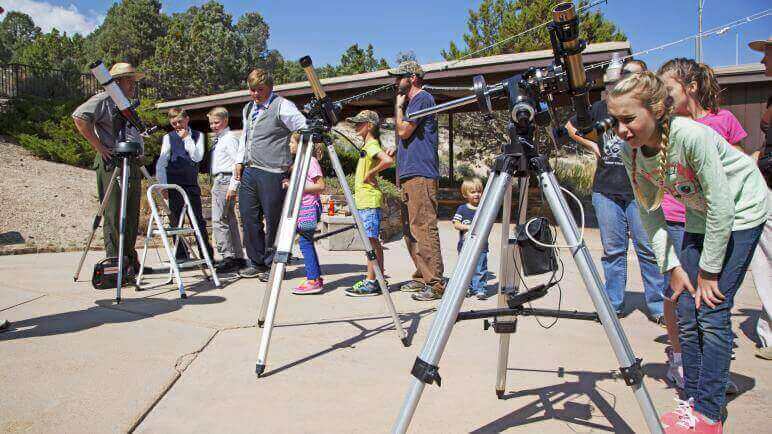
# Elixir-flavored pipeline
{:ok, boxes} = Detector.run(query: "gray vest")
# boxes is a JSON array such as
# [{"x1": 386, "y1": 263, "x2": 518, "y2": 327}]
[{"x1": 242, "y1": 96, "x2": 291, "y2": 173}]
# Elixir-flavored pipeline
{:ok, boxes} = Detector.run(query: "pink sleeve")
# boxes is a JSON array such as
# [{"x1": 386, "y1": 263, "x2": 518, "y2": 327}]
[
  {"x1": 723, "y1": 110, "x2": 747, "y2": 145},
  {"x1": 307, "y1": 157, "x2": 323, "y2": 180}
]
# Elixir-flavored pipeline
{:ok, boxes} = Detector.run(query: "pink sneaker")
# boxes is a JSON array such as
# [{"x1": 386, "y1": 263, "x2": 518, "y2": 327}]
[
  {"x1": 661, "y1": 399, "x2": 723, "y2": 434},
  {"x1": 292, "y1": 278, "x2": 324, "y2": 295},
  {"x1": 661, "y1": 398, "x2": 693, "y2": 431}
]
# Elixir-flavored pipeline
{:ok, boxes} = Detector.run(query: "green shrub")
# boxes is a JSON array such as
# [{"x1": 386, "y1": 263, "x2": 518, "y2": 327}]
[
  {"x1": 0, "y1": 95, "x2": 166, "y2": 168},
  {"x1": 552, "y1": 156, "x2": 596, "y2": 198}
]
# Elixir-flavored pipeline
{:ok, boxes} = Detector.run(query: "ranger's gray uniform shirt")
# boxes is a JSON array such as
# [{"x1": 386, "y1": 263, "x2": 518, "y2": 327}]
[{"x1": 72, "y1": 91, "x2": 143, "y2": 152}]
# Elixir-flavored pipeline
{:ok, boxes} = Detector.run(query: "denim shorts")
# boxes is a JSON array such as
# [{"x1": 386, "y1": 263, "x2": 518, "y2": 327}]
[{"x1": 358, "y1": 208, "x2": 381, "y2": 239}]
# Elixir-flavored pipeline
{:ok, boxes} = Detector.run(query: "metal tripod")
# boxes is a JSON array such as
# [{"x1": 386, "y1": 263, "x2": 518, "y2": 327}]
[
  {"x1": 71, "y1": 154, "x2": 142, "y2": 303},
  {"x1": 72, "y1": 155, "x2": 201, "y2": 302},
  {"x1": 255, "y1": 128, "x2": 408, "y2": 378},
  {"x1": 392, "y1": 140, "x2": 663, "y2": 432}
]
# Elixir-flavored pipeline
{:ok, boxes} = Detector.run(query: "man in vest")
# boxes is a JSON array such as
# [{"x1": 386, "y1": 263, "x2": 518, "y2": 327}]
[
  {"x1": 72, "y1": 62, "x2": 145, "y2": 274},
  {"x1": 234, "y1": 68, "x2": 307, "y2": 280},
  {"x1": 156, "y1": 107, "x2": 213, "y2": 261}
]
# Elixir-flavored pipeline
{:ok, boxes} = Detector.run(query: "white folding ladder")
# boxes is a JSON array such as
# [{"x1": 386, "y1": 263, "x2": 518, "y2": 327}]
[{"x1": 136, "y1": 184, "x2": 220, "y2": 298}]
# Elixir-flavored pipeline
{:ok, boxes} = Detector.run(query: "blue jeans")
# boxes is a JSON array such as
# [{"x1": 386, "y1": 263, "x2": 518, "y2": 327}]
[
  {"x1": 592, "y1": 192, "x2": 665, "y2": 316},
  {"x1": 297, "y1": 203, "x2": 321, "y2": 281},
  {"x1": 238, "y1": 167, "x2": 286, "y2": 267},
  {"x1": 459, "y1": 244, "x2": 488, "y2": 295},
  {"x1": 663, "y1": 221, "x2": 686, "y2": 298},
  {"x1": 677, "y1": 224, "x2": 763, "y2": 422},
  {"x1": 298, "y1": 230, "x2": 321, "y2": 280}
]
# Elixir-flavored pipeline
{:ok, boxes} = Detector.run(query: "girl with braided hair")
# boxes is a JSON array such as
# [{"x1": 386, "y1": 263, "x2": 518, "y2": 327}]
[
  {"x1": 658, "y1": 58, "x2": 750, "y2": 394},
  {"x1": 608, "y1": 71, "x2": 768, "y2": 433}
]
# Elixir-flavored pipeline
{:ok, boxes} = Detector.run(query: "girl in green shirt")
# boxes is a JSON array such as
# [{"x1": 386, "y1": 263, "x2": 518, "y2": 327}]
[{"x1": 608, "y1": 71, "x2": 767, "y2": 433}]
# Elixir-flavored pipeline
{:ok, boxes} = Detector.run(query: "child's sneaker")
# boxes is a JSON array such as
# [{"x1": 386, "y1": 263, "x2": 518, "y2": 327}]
[
  {"x1": 660, "y1": 398, "x2": 694, "y2": 432},
  {"x1": 476, "y1": 291, "x2": 487, "y2": 300},
  {"x1": 665, "y1": 346, "x2": 685, "y2": 389},
  {"x1": 661, "y1": 398, "x2": 723, "y2": 434},
  {"x1": 292, "y1": 278, "x2": 324, "y2": 295},
  {"x1": 345, "y1": 279, "x2": 381, "y2": 297}
]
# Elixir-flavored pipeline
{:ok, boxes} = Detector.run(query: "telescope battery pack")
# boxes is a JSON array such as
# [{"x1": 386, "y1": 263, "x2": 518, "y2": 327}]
[
  {"x1": 516, "y1": 217, "x2": 558, "y2": 276},
  {"x1": 92, "y1": 257, "x2": 134, "y2": 290}
]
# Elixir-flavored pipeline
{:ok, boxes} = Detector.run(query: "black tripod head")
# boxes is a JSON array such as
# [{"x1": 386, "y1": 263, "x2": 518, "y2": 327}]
[{"x1": 114, "y1": 141, "x2": 143, "y2": 157}]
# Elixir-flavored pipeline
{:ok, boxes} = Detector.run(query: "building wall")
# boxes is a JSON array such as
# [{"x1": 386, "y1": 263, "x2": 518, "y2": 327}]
[{"x1": 721, "y1": 81, "x2": 771, "y2": 151}]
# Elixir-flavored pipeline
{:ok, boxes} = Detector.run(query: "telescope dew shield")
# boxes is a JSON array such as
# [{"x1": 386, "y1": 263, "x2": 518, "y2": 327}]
[
  {"x1": 89, "y1": 60, "x2": 147, "y2": 132},
  {"x1": 299, "y1": 56, "x2": 327, "y2": 100},
  {"x1": 90, "y1": 61, "x2": 132, "y2": 111},
  {"x1": 551, "y1": 3, "x2": 586, "y2": 91},
  {"x1": 551, "y1": 2, "x2": 592, "y2": 132}
]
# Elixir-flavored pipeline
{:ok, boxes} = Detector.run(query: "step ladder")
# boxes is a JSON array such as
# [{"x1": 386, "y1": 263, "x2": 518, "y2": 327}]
[{"x1": 136, "y1": 184, "x2": 220, "y2": 298}]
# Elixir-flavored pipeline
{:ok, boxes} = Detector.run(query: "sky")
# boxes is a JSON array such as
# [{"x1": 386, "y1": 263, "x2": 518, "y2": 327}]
[{"x1": 3, "y1": 0, "x2": 770, "y2": 70}]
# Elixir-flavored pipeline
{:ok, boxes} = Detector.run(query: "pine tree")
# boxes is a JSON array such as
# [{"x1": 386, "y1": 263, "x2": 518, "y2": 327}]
[{"x1": 87, "y1": 0, "x2": 167, "y2": 68}]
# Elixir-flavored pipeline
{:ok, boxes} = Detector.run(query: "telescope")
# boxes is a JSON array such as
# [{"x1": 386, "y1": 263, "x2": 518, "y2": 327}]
[
  {"x1": 89, "y1": 60, "x2": 157, "y2": 138},
  {"x1": 407, "y1": 2, "x2": 617, "y2": 145},
  {"x1": 298, "y1": 56, "x2": 342, "y2": 130},
  {"x1": 254, "y1": 55, "x2": 409, "y2": 378},
  {"x1": 393, "y1": 3, "x2": 663, "y2": 433}
]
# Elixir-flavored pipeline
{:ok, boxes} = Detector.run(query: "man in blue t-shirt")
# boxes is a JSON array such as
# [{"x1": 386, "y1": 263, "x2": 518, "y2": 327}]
[{"x1": 388, "y1": 60, "x2": 445, "y2": 301}]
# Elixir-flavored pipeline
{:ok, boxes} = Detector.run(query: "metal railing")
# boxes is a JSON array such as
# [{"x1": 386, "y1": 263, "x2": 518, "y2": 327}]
[{"x1": 0, "y1": 63, "x2": 101, "y2": 99}]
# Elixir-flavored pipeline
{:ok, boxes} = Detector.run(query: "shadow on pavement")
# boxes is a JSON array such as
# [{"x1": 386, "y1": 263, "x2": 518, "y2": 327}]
[
  {"x1": 473, "y1": 367, "x2": 635, "y2": 433},
  {"x1": 260, "y1": 308, "x2": 435, "y2": 378},
  {"x1": 0, "y1": 295, "x2": 226, "y2": 341},
  {"x1": 737, "y1": 307, "x2": 763, "y2": 347}
]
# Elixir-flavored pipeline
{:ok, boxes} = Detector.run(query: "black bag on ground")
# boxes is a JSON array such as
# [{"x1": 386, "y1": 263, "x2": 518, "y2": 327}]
[
  {"x1": 92, "y1": 257, "x2": 134, "y2": 290},
  {"x1": 516, "y1": 217, "x2": 558, "y2": 276}
]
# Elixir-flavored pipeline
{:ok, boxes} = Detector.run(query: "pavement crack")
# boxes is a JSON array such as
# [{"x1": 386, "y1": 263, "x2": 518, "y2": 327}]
[
  {"x1": 0, "y1": 294, "x2": 46, "y2": 312},
  {"x1": 128, "y1": 328, "x2": 219, "y2": 433}
]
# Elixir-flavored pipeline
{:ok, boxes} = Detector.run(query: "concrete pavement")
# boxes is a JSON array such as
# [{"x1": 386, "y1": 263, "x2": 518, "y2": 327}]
[{"x1": 1, "y1": 222, "x2": 769, "y2": 433}]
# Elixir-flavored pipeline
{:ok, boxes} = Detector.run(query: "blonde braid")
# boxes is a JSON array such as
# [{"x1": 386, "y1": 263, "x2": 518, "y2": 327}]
[
  {"x1": 609, "y1": 71, "x2": 673, "y2": 211},
  {"x1": 648, "y1": 119, "x2": 670, "y2": 211}
]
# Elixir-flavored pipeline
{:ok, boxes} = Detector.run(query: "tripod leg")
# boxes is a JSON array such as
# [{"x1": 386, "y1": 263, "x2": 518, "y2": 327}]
[
  {"x1": 115, "y1": 159, "x2": 130, "y2": 304},
  {"x1": 136, "y1": 210, "x2": 154, "y2": 287},
  {"x1": 73, "y1": 167, "x2": 119, "y2": 282},
  {"x1": 393, "y1": 171, "x2": 513, "y2": 434},
  {"x1": 536, "y1": 166, "x2": 663, "y2": 433},
  {"x1": 256, "y1": 135, "x2": 315, "y2": 377},
  {"x1": 324, "y1": 142, "x2": 408, "y2": 345},
  {"x1": 257, "y1": 148, "x2": 303, "y2": 328},
  {"x1": 495, "y1": 177, "x2": 530, "y2": 398}
]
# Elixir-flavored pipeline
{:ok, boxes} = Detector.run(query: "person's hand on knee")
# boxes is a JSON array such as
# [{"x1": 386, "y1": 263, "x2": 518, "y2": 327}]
[{"x1": 668, "y1": 266, "x2": 696, "y2": 302}]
